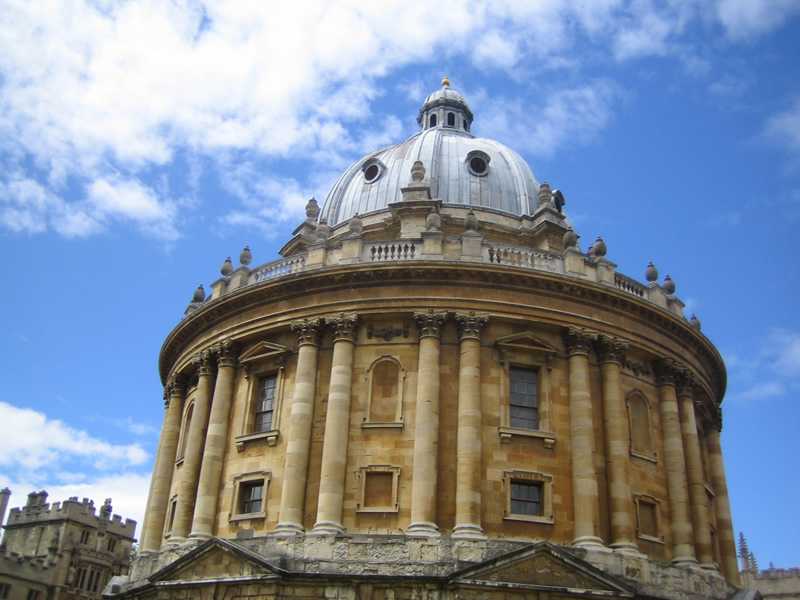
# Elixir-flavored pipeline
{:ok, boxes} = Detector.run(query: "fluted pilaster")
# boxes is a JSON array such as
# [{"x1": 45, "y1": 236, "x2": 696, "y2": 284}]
[
  {"x1": 190, "y1": 340, "x2": 238, "y2": 539},
  {"x1": 407, "y1": 310, "x2": 446, "y2": 537},
  {"x1": 453, "y1": 312, "x2": 487, "y2": 539},
  {"x1": 140, "y1": 378, "x2": 184, "y2": 552},
  {"x1": 564, "y1": 327, "x2": 603, "y2": 548},
  {"x1": 313, "y1": 313, "x2": 358, "y2": 535},
  {"x1": 275, "y1": 319, "x2": 322, "y2": 536}
]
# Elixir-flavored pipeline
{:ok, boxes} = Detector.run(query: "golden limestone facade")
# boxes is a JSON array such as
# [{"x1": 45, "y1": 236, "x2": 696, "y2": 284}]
[{"x1": 115, "y1": 81, "x2": 745, "y2": 600}]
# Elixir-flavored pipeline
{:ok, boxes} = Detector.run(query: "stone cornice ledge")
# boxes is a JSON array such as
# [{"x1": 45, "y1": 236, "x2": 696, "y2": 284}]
[{"x1": 159, "y1": 262, "x2": 726, "y2": 400}]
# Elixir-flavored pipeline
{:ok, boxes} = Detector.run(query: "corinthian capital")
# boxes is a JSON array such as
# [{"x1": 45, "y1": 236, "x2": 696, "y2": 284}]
[
  {"x1": 414, "y1": 310, "x2": 447, "y2": 339},
  {"x1": 455, "y1": 312, "x2": 488, "y2": 341},
  {"x1": 653, "y1": 358, "x2": 681, "y2": 386},
  {"x1": 595, "y1": 334, "x2": 629, "y2": 364},
  {"x1": 563, "y1": 327, "x2": 596, "y2": 356},
  {"x1": 193, "y1": 350, "x2": 213, "y2": 376},
  {"x1": 215, "y1": 338, "x2": 238, "y2": 368},
  {"x1": 328, "y1": 313, "x2": 359, "y2": 343},
  {"x1": 291, "y1": 318, "x2": 323, "y2": 347},
  {"x1": 674, "y1": 365, "x2": 696, "y2": 398}
]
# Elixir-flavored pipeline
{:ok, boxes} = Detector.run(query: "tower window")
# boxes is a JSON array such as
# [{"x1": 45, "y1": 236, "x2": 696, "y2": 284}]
[
  {"x1": 447, "y1": 112, "x2": 455, "y2": 127},
  {"x1": 239, "y1": 480, "x2": 264, "y2": 515},
  {"x1": 429, "y1": 114, "x2": 437, "y2": 127},
  {"x1": 509, "y1": 366, "x2": 538, "y2": 429},
  {"x1": 510, "y1": 481, "x2": 543, "y2": 516},
  {"x1": 254, "y1": 375, "x2": 277, "y2": 433}
]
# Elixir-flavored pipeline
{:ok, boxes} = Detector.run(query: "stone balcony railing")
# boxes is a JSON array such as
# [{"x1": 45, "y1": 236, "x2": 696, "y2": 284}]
[{"x1": 195, "y1": 235, "x2": 689, "y2": 323}]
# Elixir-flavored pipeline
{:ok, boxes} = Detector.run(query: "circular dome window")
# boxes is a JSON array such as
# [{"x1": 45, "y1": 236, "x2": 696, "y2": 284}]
[
  {"x1": 362, "y1": 160, "x2": 384, "y2": 184},
  {"x1": 466, "y1": 150, "x2": 491, "y2": 177}
]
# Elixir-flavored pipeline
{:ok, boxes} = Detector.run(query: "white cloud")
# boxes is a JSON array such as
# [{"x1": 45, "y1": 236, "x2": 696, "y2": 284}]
[
  {"x1": 726, "y1": 328, "x2": 800, "y2": 402},
  {"x1": 87, "y1": 177, "x2": 179, "y2": 240},
  {"x1": 766, "y1": 97, "x2": 800, "y2": 152},
  {"x1": 736, "y1": 381, "x2": 786, "y2": 401},
  {"x1": 714, "y1": 0, "x2": 800, "y2": 40},
  {"x1": 0, "y1": 401, "x2": 148, "y2": 471}
]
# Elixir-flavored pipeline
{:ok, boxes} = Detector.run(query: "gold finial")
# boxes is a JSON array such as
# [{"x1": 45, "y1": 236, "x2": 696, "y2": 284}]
[{"x1": 441, "y1": 75, "x2": 450, "y2": 88}]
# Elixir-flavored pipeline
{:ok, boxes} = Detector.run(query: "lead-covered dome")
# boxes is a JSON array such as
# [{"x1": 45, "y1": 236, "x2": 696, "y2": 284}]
[{"x1": 320, "y1": 79, "x2": 540, "y2": 226}]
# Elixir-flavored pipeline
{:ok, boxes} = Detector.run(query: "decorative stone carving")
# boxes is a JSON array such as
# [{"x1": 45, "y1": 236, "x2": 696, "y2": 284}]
[
  {"x1": 593, "y1": 236, "x2": 607, "y2": 257},
  {"x1": 465, "y1": 209, "x2": 479, "y2": 232},
  {"x1": 349, "y1": 214, "x2": 363, "y2": 237},
  {"x1": 653, "y1": 358, "x2": 680, "y2": 386},
  {"x1": 689, "y1": 314, "x2": 702, "y2": 330},
  {"x1": 215, "y1": 339, "x2": 237, "y2": 368},
  {"x1": 563, "y1": 228, "x2": 578, "y2": 249},
  {"x1": 563, "y1": 327, "x2": 596, "y2": 356},
  {"x1": 455, "y1": 312, "x2": 488, "y2": 341},
  {"x1": 425, "y1": 208, "x2": 441, "y2": 232},
  {"x1": 595, "y1": 334, "x2": 629, "y2": 364},
  {"x1": 165, "y1": 377, "x2": 186, "y2": 406},
  {"x1": 645, "y1": 261, "x2": 658, "y2": 282},
  {"x1": 674, "y1": 365, "x2": 696, "y2": 397},
  {"x1": 537, "y1": 182, "x2": 551, "y2": 208},
  {"x1": 193, "y1": 350, "x2": 213, "y2": 376},
  {"x1": 291, "y1": 318, "x2": 322, "y2": 347},
  {"x1": 366, "y1": 323, "x2": 409, "y2": 341},
  {"x1": 305, "y1": 197, "x2": 320, "y2": 221},
  {"x1": 663, "y1": 274, "x2": 676, "y2": 295},
  {"x1": 328, "y1": 313, "x2": 359, "y2": 343},
  {"x1": 220, "y1": 257, "x2": 234, "y2": 276},
  {"x1": 414, "y1": 310, "x2": 447, "y2": 339},
  {"x1": 410, "y1": 160, "x2": 425, "y2": 182},
  {"x1": 315, "y1": 219, "x2": 332, "y2": 243},
  {"x1": 239, "y1": 245, "x2": 252, "y2": 266},
  {"x1": 192, "y1": 284, "x2": 206, "y2": 303}
]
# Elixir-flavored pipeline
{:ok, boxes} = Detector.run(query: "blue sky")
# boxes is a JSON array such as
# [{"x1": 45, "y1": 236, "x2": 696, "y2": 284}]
[{"x1": 1, "y1": 1, "x2": 799, "y2": 568}]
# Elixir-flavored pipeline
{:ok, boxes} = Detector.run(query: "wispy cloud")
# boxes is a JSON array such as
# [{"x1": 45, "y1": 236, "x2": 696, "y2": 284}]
[{"x1": 726, "y1": 328, "x2": 800, "y2": 402}]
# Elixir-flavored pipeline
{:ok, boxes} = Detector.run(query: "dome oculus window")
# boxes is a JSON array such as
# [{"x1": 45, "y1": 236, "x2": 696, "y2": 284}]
[
  {"x1": 466, "y1": 150, "x2": 491, "y2": 177},
  {"x1": 362, "y1": 159, "x2": 385, "y2": 184}
]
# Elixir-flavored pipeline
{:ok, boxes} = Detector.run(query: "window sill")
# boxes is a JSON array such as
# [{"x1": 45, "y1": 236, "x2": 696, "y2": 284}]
[
  {"x1": 361, "y1": 421, "x2": 404, "y2": 430},
  {"x1": 357, "y1": 505, "x2": 399, "y2": 514},
  {"x1": 174, "y1": 457, "x2": 184, "y2": 467},
  {"x1": 498, "y1": 426, "x2": 556, "y2": 448},
  {"x1": 631, "y1": 450, "x2": 658, "y2": 464},
  {"x1": 504, "y1": 514, "x2": 554, "y2": 525},
  {"x1": 235, "y1": 430, "x2": 279, "y2": 451},
  {"x1": 229, "y1": 512, "x2": 266, "y2": 522},
  {"x1": 637, "y1": 533, "x2": 664, "y2": 545}
]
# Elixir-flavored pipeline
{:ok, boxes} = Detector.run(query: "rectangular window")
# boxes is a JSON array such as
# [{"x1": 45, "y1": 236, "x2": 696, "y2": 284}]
[
  {"x1": 254, "y1": 375, "x2": 277, "y2": 433},
  {"x1": 107, "y1": 537, "x2": 117, "y2": 552},
  {"x1": 0, "y1": 584, "x2": 10, "y2": 599},
  {"x1": 26, "y1": 591, "x2": 40, "y2": 600},
  {"x1": 638, "y1": 500, "x2": 658, "y2": 538},
  {"x1": 510, "y1": 481, "x2": 543, "y2": 516},
  {"x1": 509, "y1": 367, "x2": 538, "y2": 429},
  {"x1": 79, "y1": 529, "x2": 90, "y2": 545},
  {"x1": 239, "y1": 481, "x2": 264, "y2": 515},
  {"x1": 363, "y1": 472, "x2": 394, "y2": 508},
  {"x1": 77, "y1": 568, "x2": 87, "y2": 590},
  {"x1": 167, "y1": 498, "x2": 177, "y2": 533}
]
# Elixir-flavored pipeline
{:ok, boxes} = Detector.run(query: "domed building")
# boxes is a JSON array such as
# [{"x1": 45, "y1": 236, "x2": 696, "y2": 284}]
[{"x1": 114, "y1": 79, "x2": 748, "y2": 600}]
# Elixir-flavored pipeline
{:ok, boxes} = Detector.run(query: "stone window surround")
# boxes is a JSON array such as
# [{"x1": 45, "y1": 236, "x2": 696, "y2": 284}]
[
  {"x1": 502, "y1": 469, "x2": 554, "y2": 525},
  {"x1": 356, "y1": 465, "x2": 400, "y2": 513},
  {"x1": 496, "y1": 336, "x2": 556, "y2": 448},
  {"x1": 634, "y1": 493, "x2": 664, "y2": 544},
  {"x1": 174, "y1": 384, "x2": 197, "y2": 466},
  {"x1": 234, "y1": 342, "x2": 290, "y2": 450},
  {"x1": 626, "y1": 390, "x2": 658, "y2": 464},
  {"x1": 229, "y1": 471, "x2": 271, "y2": 522},
  {"x1": 361, "y1": 355, "x2": 406, "y2": 430},
  {"x1": 163, "y1": 495, "x2": 178, "y2": 539}
]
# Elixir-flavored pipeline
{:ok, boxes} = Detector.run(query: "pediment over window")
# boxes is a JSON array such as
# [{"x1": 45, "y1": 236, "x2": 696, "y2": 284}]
[
  {"x1": 239, "y1": 341, "x2": 292, "y2": 366},
  {"x1": 450, "y1": 542, "x2": 633, "y2": 597},
  {"x1": 495, "y1": 331, "x2": 558, "y2": 358},
  {"x1": 149, "y1": 538, "x2": 283, "y2": 584}
]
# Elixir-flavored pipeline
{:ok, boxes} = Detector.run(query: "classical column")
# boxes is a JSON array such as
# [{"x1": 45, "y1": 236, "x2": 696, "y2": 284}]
[
  {"x1": 452, "y1": 312, "x2": 488, "y2": 540},
  {"x1": 140, "y1": 379, "x2": 184, "y2": 552},
  {"x1": 676, "y1": 375, "x2": 714, "y2": 568},
  {"x1": 596, "y1": 335, "x2": 637, "y2": 553},
  {"x1": 407, "y1": 310, "x2": 446, "y2": 537},
  {"x1": 275, "y1": 318, "x2": 322, "y2": 536},
  {"x1": 312, "y1": 314, "x2": 358, "y2": 535},
  {"x1": 707, "y1": 421, "x2": 741, "y2": 585},
  {"x1": 655, "y1": 359, "x2": 696, "y2": 565},
  {"x1": 190, "y1": 340, "x2": 238, "y2": 539},
  {"x1": 564, "y1": 327, "x2": 603, "y2": 548},
  {"x1": 170, "y1": 351, "x2": 214, "y2": 542}
]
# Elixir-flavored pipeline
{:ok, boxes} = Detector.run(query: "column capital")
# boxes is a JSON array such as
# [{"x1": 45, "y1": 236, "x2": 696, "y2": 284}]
[
  {"x1": 595, "y1": 334, "x2": 629, "y2": 364},
  {"x1": 653, "y1": 357, "x2": 681, "y2": 387},
  {"x1": 563, "y1": 327, "x2": 597, "y2": 356},
  {"x1": 674, "y1": 367, "x2": 696, "y2": 398},
  {"x1": 291, "y1": 318, "x2": 323, "y2": 347},
  {"x1": 164, "y1": 377, "x2": 186, "y2": 407},
  {"x1": 327, "y1": 312, "x2": 359, "y2": 343},
  {"x1": 192, "y1": 350, "x2": 213, "y2": 376},
  {"x1": 214, "y1": 338, "x2": 238, "y2": 369},
  {"x1": 414, "y1": 310, "x2": 447, "y2": 339},
  {"x1": 455, "y1": 312, "x2": 488, "y2": 341}
]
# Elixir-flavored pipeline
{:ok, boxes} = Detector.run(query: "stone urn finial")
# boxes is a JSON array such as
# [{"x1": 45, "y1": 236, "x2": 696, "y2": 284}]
[
  {"x1": 410, "y1": 160, "x2": 426, "y2": 183},
  {"x1": 465, "y1": 209, "x2": 478, "y2": 232},
  {"x1": 563, "y1": 228, "x2": 578, "y2": 249},
  {"x1": 239, "y1": 245, "x2": 252, "y2": 266},
  {"x1": 349, "y1": 213, "x2": 363, "y2": 236},
  {"x1": 645, "y1": 261, "x2": 658, "y2": 282},
  {"x1": 593, "y1": 236, "x2": 607, "y2": 257},
  {"x1": 192, "y1": 284, "x2": 206, "y2": 303},
  {"x1": 306, "y1": 197, "x2": 320, "y2": 221},
  {"x1": 689, "y1": 314, "x2": 702, "y2": 330},
  {"x1": 663, "y1": 274, "x2": 676, "y2": 295},
  {"x1": 220, "y1": 257, "x2": 233, "y2": 276},
  {"x1": 538, "y1": 182, "x2": 552, "y2": 207},
  {"x1": 426, "y1": 208, "x2": 441, "y2": 232}
]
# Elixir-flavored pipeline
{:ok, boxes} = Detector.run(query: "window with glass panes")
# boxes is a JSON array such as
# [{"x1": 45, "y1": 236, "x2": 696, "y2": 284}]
[
  {"x1": 239, "y1": 481, "x2": 264, "y2": 514},
  {"x1": 254, "y1": 375, "x2": 277, "y2": 433},
  {"x1": 510, "y1": 480, "x2": 543, "y2": 516},
  {"x1": 510, "y1": 366, "x2": 538, "y2": 429}
]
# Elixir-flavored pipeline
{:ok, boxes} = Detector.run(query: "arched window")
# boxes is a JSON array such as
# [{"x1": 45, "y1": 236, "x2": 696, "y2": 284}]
[
  {"x1": 429, "y1": 114, "x2": 437, "y2": 128},
  {"x1": 627, "y1": 392, "x2": 654, "y2": 458},
  {"x1": 178, "y1": 402, "x2": 194, "y2": 460},
  {"x1": 447, "y1": 112, "x2": 455, "y2": 127}
]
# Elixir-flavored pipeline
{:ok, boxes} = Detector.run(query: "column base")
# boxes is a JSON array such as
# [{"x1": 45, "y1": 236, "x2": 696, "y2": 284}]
[
  {"x1": 573, "y1": 536, "x2": 607, "y2": 551},
  {"x1": 272, "y1": 522, "x2": 305, "y2": 537},
  {"x1": 672, "y1": 556, "x2": 699, "y2": 568},
  {"x1": 310, "y1": 521, "x2": 345, "y2": 536},
  {"x1": 610, "y1": 542, "x2": 645, "y2": 558},
  {"x1": 452, "y1": 524, "x2": 486, "y2": 540},
  {"x1": 406, "y1": 522, "x2": 440, "y2": 538},
  {"x1": 188, "y1": 531, "x2": 212, "y2": 541},
  {"x1": 699, "y1": 562, "x2": 718, "y2": 572},
  {"x1": 164, "y1": 536, "x2": 187, "y2": 547}
]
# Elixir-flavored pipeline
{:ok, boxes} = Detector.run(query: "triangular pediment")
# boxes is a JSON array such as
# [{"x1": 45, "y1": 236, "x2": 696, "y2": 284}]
[
  {"x1": 495, "y1": 331, "x2": 558, "y2": 356},
  {"x1": 451, "y1": 542, "x2": 633, "y2": 597},
  {"x1": 149, "y1": 538, "x2": 282, "y2": 584},
  {"x1": 239, "y1": 340, "x2": 291, "y2": 365}
]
